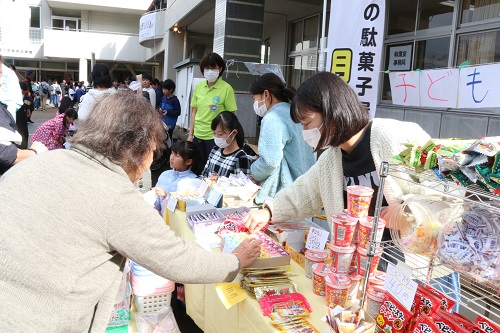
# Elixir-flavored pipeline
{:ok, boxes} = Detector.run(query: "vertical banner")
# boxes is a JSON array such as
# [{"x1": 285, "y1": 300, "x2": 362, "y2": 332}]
[{"x1": 326, "y1": 0, "x2": 386, "y2": 119}]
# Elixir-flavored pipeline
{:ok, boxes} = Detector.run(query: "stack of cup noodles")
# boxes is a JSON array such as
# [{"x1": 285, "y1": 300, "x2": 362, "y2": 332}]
[
  {"x1": 327, "y1": 185, "x2": 388, "y2": 304},
  {"x1": 304, "y1": 249, "x2": 328, "y2": 279}
]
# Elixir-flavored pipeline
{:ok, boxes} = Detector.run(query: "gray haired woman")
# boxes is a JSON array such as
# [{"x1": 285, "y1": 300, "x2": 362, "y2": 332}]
[{"x1": 0, "y1": 90, "x2": 262, "y2": 332}]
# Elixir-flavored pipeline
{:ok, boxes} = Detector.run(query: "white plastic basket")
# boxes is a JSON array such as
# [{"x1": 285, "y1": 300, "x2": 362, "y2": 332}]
[{"x1": 134, "y1": 293, "x2": 172, "y2": 314}]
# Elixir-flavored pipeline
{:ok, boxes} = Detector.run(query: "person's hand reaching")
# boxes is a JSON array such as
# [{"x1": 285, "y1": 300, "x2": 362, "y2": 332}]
[
  {"x1": 232, "y1": 234, "x2": 263, "y2": 268},
  {"x1": 242, "y1": 209, "x2": 271, "y2": 234}
]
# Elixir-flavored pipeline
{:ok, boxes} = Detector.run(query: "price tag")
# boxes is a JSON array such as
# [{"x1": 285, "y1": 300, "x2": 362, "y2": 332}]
[
  {"x1": 215, "y1": 283, "x2": 248, "y2": 309},
  {"x1": 207, "y1": 189, "x2": 223, "y2": 207},
  {"x1": 167, "y1": 197, "x2": 178, "y2": 213},
  {"x1": 305, "y1": 227, "x2": 329, "y2": 251},
  {"x1": 197, "y1": 181, "x2": 209, "y2": 196},
  {"x1": 384, "y1": 262, "x2": 418, "y2": 311}
]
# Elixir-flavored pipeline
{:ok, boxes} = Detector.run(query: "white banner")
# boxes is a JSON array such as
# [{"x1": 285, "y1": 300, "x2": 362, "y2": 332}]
[
  {"x1": 326, "y1": 0, "x2": 386, "y2": 119},
  {"x1": 139, "y1": 12, "x2": 156, "y2": 40},
  {"x1": 389, "y1": 64, "x2": 500, "y2": 109}
]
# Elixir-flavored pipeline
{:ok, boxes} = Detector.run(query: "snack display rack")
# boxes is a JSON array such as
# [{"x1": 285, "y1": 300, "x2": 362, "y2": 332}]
[{"x1": 360, "y1": 162, "x2": 500, "y2": 324}]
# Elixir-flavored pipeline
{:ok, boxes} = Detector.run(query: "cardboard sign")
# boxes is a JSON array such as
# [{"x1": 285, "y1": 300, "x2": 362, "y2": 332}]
[
  {"x1": 197, "y1": 181, "x2": 209, "y2": 196},
  {"x1": 384, "y1": 262, "x2": 418, "y2": 311},
  {"x1": 215, "y1": 283, "x2": 248, "y2": 310},
  {"x1": 305, "y1": 227, "x2": 329, "y2": 251},
  {"x1": 207, "y1": 189, "x2": 223, "y2": 207},
  {"x1": 166, "y1": 197, "x2": 178, "y2": 213}
]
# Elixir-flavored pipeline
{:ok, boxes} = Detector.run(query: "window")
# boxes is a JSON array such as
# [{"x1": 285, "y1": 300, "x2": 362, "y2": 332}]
[
  {"x1": 261, "y1": 38, "x2": 271, "y2": 64},
  {"x1": 52, "y1": 17, "x2": 81, "y2": 31},
  {"x1": 457, "y1": 30, "x2": 500, "y2": 65},
  {"x1": 461, "y1": 0, "x2": 500, "y2": 24},
  {"x1": 30, "y1": 6, "x2": 41, "y2": 29},
  {"x1": 288, "y1": 14, "x2": 323, "y2": 87}
]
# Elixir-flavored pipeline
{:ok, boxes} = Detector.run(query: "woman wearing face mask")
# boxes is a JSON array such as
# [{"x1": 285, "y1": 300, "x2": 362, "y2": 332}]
[
  {"x1": 189, "y1": 53, "x2": 237, "y2": 167},
  {"x1": 249, "y1": 73, "x2": 315, "y2": 204},
  {"x1": 202, "y1": 111, "x2": 250, "y2": 178}
]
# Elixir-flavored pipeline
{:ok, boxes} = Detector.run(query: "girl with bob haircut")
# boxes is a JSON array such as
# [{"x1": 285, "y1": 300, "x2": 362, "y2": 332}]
[
  {"x1": 0, "y1": 90, "x2": 263, "y2": 332},
  {"x1": 189, "y1": 52, "x2": 237, "y2": 166},
  {"x1": 243, "y1": 71, "x2": 460, "y2": 307},
  {"x1": 249, "y1": 73, "x2": 315, "y2": 204},
  {"x1": 202, "y1": 111, "x2": 250, "y2": 178}
]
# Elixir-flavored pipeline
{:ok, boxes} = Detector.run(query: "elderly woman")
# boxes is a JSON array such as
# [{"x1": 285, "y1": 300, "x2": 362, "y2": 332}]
[{"x1": 0, "y1": 91, "x2": 262, "y2": 332}]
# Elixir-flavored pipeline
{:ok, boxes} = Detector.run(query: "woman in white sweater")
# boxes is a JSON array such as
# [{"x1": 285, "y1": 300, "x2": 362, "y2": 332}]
[{"x1": 243, "y1": 71, "x2": 459, "y2": 307}]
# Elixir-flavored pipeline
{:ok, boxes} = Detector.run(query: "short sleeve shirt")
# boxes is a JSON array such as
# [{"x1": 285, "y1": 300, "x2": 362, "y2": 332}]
[{"x1": 191, "y1": 79, "x2": 237, "y2": 140}]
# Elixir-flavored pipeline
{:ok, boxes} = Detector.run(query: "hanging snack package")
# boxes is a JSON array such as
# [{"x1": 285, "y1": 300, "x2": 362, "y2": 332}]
[
  {"x1": 452, "y1": 313, "x2": 483, "y2": 333},
  {"x1": 415, "y1": 284, "x2": 443, "y2": 319},
  {"x1": 476, "y1": 314, "x2": 500, "y2": 333},
  {"x1": 413, "y1": 314, "x2": 442, "y2": 333},
  {"x1": 424, "y1": 285, "x2": 456, "y2": 312},
  {"x1": 433, "y1": 310, "x2": 470, "y2": 333},
  {"x1": 375, "y1": 292, "x2": 413, "y2": 333}
]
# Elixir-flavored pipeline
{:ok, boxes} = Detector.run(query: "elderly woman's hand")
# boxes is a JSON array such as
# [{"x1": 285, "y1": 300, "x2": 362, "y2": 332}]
[
  {"x1": 242, "y1": 209, "x2": 271, "y2": 234},
  {"x1": 232, "y1": 234, "x2": 263, "y2": 268}
]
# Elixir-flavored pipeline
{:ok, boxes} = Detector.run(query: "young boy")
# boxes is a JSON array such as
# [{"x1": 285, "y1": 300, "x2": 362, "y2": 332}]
[
  {"x1": 141, "y1": 73, "x2": 156, "y2": 108},
  {"x1": 159, "y1": 79, "x2": 181, "y2": 144}
]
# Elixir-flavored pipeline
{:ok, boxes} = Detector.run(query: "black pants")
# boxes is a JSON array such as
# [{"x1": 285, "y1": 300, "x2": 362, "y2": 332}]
[
  {"x1": 15, "y1": 109, "x2": 29, "y2": 149},
  {"x1": 193, "y1": 137, "x2": 215, "y2": 169}
]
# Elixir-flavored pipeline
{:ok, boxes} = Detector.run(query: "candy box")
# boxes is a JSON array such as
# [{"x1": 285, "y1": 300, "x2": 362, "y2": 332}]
[
  {"x1": 325, "y1": 304, "x2": 376, "y2": 333},
  {"x1": 218, "y1": 206, "x2": 250, "y2": 219},
  {"x1": 285, "y1": 242, "x2": 306, "y2": 269},
  {"x1": 170, "y1": 191, "x2": 207, "y2": 212},
  {"x1": 186, "y1": 206, "x2": 225, "y2": 234},
  {"x1": 221, "y1": 232, "x2": 290, "y2": 269},
  {"x1": 267, "y1": 219, "x2": 326, "y2": 246}
]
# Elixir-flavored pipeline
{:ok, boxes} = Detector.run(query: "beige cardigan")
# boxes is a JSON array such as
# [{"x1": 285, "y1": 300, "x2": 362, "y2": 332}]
[{"x1": 0, "y1": 144, "x2": 239, "y2": 332}]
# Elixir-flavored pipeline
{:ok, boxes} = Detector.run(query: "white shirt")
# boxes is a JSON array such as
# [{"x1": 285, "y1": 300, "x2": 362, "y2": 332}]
[
  {"x1": 142, "y1": 87, "x2": 156, "y2": 108},
  {"x1": 0, "y1": 64, "x2": 23, "y2": 119}
]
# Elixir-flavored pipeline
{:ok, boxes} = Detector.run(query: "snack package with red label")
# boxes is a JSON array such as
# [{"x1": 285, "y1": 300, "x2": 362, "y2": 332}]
[
  {"x1": 416, "y1": 285, "x2": 442, "y2": 318},
  {"x1": 407, "y1": 291, "x2": 422, "y2": 332},
  {"x1": 476, "y1": 315, "x2": 500, "y2": 333},
  {"x1": 434, "y1": 309, "x2": 470, "y2": 333},
  {"x1": 452, "y1": 313, "x2": 482, "y2": 333},
  {"x1": 413, "y1": 314, "x2": 442, "y2": 333},
  {"x1": 424, "y1": 285, "x2": 456, "y2": 312},
  {"x1": 258, "y1": 292, "x2": 313, "y2": 317},
  {"x1": 375, "y1": 292, "x2": 413, "y2": 333}
]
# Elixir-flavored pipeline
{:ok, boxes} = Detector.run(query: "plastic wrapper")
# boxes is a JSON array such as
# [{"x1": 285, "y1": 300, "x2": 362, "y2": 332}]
[
  {"x1": 258, "y1": 292, "x2": 313, "y2": 317},
  {"x1": 375, "y1": 292, "x2": 413, "y2": 333},
  {"x1": 433, "y1": 310, "x2": 469, "y2": 333},
  {"x1": 437, "y1": 202, "x2": 500, "y2": 289},
  {"x1": 136, "y1": 305, "x2": 180, "y2": 333},
  {"x1": 108, "y1": 261, "x2": 131, "y2": 327},
  {"x1": 390, "y1": 195, "x2": 458, "y2": 257},
  {"x1": 423, "y1": 285, "x2": 456, "y2": 313},
  {"x1": 413, "y1": 314, "x2": 442, "y2": 333},
  {"x1": 476, "y1": 314, "x2": 500, "y2": 333}
]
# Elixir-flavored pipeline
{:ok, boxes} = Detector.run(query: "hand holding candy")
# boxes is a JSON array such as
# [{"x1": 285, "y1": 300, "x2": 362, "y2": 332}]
[
  {"x1": 242, "y1": 209, "x2": 270, "y2": 234},
  {"x1": 232, "y1": 234, "x2": 263, "y2": 269}
]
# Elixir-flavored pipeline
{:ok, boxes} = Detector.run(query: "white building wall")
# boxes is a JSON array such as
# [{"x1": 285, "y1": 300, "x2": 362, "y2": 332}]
[
  {"x1": 263, "y1": 12, "x2": 287, "y2": 66},
  {"x1": 88, "y1": 12, "x2": 140, "y2": 34}
]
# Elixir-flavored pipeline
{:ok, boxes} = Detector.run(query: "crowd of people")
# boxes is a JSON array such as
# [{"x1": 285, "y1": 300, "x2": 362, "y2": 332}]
[{"x1": 0, "y1": 51, "x2": 460, "y2": 331}]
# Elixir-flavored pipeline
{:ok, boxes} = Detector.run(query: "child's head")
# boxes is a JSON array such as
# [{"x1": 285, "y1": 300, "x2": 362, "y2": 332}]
[
  {"x1": 170, "y1": 141, "x2": 203, "y2": 175},
  {"x1": 59, "y1": 96, "x2": 73, "y2": 114},
  {"x1": 162, "y1": 79, "x2": 176, "y2": 96},
  {"x1": 142, "y1": 73, "x2": 153, "y2": 88},
  {"x1": 19, "y1": 81, "x2": 29, "y2": 96},
  {"x1": 63, "y1": 108, "x2": 78, "y2": 127},
  {"x1": 211, "y1": 111, "x2": 244, "y2": 148}
]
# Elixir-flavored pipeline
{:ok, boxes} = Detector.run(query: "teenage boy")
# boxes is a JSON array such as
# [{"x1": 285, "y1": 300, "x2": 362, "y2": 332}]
[
  {"x1": 142, "y1": 74, "x2": 156, "y2": 108},
  {"x1": 159, "y1": 79, "x2": 181, "y2": 143}
]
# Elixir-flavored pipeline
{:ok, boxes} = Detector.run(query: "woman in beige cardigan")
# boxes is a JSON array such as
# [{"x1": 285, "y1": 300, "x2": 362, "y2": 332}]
[{"x1": 0, "y1": 90, "x2": 262, "y2": 332}]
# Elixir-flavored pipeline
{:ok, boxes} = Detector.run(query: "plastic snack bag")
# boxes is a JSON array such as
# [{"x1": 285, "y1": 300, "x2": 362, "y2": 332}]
[
  {"x1": 136, "y1": 305, "x2": 180, "y2": 333},
  {"x1": 108, "y1": 261, "x2": 131, "y2": 327}
]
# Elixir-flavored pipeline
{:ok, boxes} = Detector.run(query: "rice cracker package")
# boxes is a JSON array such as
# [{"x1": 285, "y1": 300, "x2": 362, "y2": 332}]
[
  {"x1": 424, "y1": 285, "x2": 456, "y2": 312},
  {"x1": 476, "y1": 315, "x2": 500, "y2": 333},
  {"x1": 413, "y1": 314, "x2": 442, "y2": 333},
  {"x1": 375, "y1": 293, "x2": 413, "y2": 333},
  {"x1": 434, "y1": 309, "x2": 470, "y2": 333}
]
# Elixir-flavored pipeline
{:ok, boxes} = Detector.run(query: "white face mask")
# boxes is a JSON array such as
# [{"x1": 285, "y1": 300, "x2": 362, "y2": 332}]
[
  {"x1": 214, "y1": 130, "x2": 235, "y2": 149},
  {"x1": 204, "y1": 69, "x2": 220, "y2": 83},
  {"x1": 302, "y1": 124, "x2": 323, "y2": 149},
  {"x1": 253, "y1": 98, "x2": 268, "y2": 117}
]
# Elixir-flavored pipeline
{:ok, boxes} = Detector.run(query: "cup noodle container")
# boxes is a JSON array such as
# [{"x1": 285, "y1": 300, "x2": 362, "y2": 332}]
[
  {"x1": 331, "y1": 213, "x2": 358, "y2": 247},
  {"x1": 312, "y1": 263, "x2": 332, "y2": 296},
  {"x1": 368, "y1": 270, "x2": 386, "y2": 290},
  {"x1": 346, "y1": 185, "x2": 374, "y2": 218},
  {"x1": 325, "y1": 273, "x2": 352, "y2": 308},
  {"x1": 348, "y1": 272, "x2": 363, "y2": 301},
  {"x1": 358, "y1": 217, "x2": 386, "y2": 249},
  {"x1": 364, "y1": 287, "x2": 386, "y2": 319},
  {"x1": 344, "y1": 209, "x2": 360, "y2": 244},
  {"x1": 356, "y1": 245, "x2": 383, "y2": 276},
  {"x1": 305, "y1": 250, "x2": 328, "y2": 279},
  {"x1": 329, "y1": 244, "x2": 356, "y2": 274}
]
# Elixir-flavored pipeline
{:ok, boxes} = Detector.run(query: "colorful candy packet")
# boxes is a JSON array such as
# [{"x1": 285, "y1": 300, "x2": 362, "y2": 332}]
[
  {"x1": 269, "y1": 307, "x2": 310, "y2": 320},
  {"x1": 375, "y1": 292, "x2": 413, "y2": 333},
  {"x1": 270, "y1": 317, "x2": 319, "y2": 333},
  {"x1": 254, "y1": 284, "x2": 297, "y2": 299},
  {"x1": 434, "y1": 309, "x2": 470, "y2": 333},
  {"x1": 258, "y1": 293, "x2": 313, "y2": 317},
  {"x1": 424, "y1": 285, "x2": 456, "y2": 312},
  {"x1": 415, "y1": 284, "x2": 443, "y2": 318},
  {"x1": 413, "y1": 314, "x2": 442, "y2": 333},
  {"x1": 475, "y1": 314, "x2": 500, "y2": 333}
]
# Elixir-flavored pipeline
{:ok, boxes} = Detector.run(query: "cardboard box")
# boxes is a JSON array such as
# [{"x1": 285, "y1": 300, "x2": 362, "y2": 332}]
[
  {"x1": 221, "y1": 233, "x2": 290, "y2": 269},
  {"x1": 186, "y1": 206, "x2": 225, "y2": 234},
  {"x1": 285, "y1": 242, "x2": 306, "y2": 269},
  {"x1": 217, "y1": 206, "x2": 250, "y2": 218},
  {"x1": 267, "y1": 219, "x2": 327, "y2": 246}
]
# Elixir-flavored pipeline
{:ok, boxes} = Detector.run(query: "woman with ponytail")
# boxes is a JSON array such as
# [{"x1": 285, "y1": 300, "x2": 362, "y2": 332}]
[{"x1": 249, "y1": 73, "x2": 315, "y2": 204}]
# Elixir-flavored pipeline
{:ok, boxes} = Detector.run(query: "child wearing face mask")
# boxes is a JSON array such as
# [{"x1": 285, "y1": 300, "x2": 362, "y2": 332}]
[
  {"x1": 249, "y1": 73, "x2": 315, "y2": 204},
  {"x1": 201, "y1": 111, "x2": 251, "y2": 178}
]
